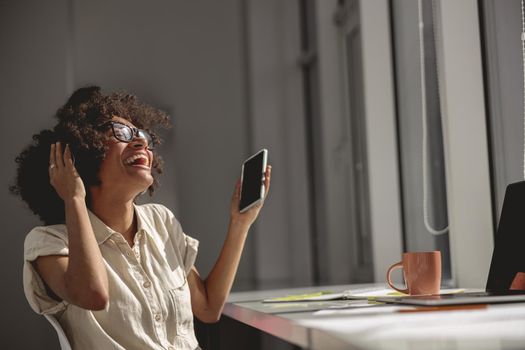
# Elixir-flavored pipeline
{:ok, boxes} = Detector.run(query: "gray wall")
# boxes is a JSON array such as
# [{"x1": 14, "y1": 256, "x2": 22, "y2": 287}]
[{"x1": 1, "y1": 0, "x2": 72, "y2": 347}]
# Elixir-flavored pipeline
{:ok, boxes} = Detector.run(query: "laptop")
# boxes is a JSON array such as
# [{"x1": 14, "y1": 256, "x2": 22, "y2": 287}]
[{"x1": 376, "y1": 181, "x2": 525, "y2": 306}]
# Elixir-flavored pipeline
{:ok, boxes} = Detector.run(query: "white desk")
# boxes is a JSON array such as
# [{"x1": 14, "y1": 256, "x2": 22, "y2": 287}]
[{"x1": 223, "y1": 284, "x2": 525, "y2": 350}]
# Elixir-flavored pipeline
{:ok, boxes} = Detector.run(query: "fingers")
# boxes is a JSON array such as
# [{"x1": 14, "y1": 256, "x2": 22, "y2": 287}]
[
  {"x1": 233, "y1": 179, "x2": 241, "y2": 200},
  {"x1": 64, "y1": 144, "x2": 74, "y2": 168},
  {"x1": 265, "y1": 165, "x2": 272, "y2": 180},
  {"x1": 264, "y1": 165, "x2": 272, "y2": 197},
  {"x1": 50, "y1": 142, "x2": 75, "y2": 173},
  {"x1": 49, "y1": 144, "x2": 56, "y2": 184},
  {"x1": 49, "y1": 143, "x2": 56, "y2": 167},
  {"x1": 55, "y1": 142, "x2": 64, "y2": 169}
]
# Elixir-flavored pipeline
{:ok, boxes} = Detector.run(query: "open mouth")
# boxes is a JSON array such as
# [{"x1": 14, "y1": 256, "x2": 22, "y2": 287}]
[{"x1": 123, "y1": 154, "x2": 150, "y2": 168}]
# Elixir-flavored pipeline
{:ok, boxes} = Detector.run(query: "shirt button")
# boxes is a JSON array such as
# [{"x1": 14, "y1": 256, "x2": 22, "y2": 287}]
[
  {"x1": 126, "y1": 251, "x2": 133, "y2": 257},
  {"x1": 143, "y1": 281, "x2": 151, "y2": 288},
  {"x1": 155, "y1": 313, "x2": 162, "y2": 322}
]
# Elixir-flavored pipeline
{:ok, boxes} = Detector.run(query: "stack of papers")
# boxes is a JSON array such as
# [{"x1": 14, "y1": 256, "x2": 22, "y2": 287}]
[{"x1": 262, "y1": 287, "x2": 464, "y2": 303}]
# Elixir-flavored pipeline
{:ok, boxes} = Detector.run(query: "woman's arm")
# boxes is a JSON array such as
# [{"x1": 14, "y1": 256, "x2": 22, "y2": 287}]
[
  {"x1": 34, "y1": 142, "x2": 109, "y2": 310},
  {"x1": 188, "y1": 166, "x2": 271, "y2": 323}
]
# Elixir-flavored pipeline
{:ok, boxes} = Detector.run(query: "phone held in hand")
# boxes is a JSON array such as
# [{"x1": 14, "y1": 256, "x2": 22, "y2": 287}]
[{"x1": 239, "y1": 149, "x2": 268, "y2": 213}]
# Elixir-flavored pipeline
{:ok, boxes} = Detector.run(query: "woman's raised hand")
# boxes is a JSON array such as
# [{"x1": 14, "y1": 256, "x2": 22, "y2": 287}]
[
  {"x1": 229, "y1": 165, "x2": 272, "y2": 228},
  {"x1": 49, "y1": 142, "x2": 86, "y2": 201}
]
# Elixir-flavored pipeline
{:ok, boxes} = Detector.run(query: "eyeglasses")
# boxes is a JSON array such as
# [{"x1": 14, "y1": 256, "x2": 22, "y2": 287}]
[{"x1": 101, "y1": 121, "x2": 155, "y2": 150}]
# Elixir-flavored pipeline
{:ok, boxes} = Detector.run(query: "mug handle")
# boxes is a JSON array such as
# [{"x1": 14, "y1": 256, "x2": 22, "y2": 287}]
[{"x1": 386, "y1": 262, "x2": 409, "y2": 294}]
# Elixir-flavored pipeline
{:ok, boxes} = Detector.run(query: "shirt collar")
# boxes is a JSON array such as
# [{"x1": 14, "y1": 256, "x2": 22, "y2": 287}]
[
  {"x1": 133, "y1": 203, "x2": 156, "y2": 239},
  {"x1": 87, "y1": 204, "x2": 154, "y2": 245}
]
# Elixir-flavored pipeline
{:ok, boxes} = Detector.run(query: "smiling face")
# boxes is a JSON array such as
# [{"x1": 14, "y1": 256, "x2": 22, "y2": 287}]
[{"x1": 96, "y1": 116, "x2": 154, "y2": 198}]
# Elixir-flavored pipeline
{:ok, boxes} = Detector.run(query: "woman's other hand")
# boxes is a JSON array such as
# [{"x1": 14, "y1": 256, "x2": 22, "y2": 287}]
[
  {"x1": 49, "y1": 142, "x2": 86, "y2": 201},
  {"x1": 229, "y1": 165, "x2": 272, "y2": 228}
]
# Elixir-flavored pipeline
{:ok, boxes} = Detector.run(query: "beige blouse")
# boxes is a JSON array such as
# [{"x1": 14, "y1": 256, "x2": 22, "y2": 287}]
[{"x1": 23, "y1": 203, "x2": 201, "y2": 350}]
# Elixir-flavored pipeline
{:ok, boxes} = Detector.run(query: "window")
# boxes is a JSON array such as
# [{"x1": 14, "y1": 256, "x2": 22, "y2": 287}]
[{"x1": 390, "y1": 0, "x2": 451, "y2": 281}]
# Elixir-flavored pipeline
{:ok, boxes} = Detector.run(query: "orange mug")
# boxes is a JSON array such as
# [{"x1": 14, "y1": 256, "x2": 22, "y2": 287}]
[{"x1": 386, "y1": 251, "x2": 442, "y2": 295}]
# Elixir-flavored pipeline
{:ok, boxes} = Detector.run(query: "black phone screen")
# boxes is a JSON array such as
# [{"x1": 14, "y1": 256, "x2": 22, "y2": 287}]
[{"x1": 239, "y1": 151, "x2": 265, "y2": 212}]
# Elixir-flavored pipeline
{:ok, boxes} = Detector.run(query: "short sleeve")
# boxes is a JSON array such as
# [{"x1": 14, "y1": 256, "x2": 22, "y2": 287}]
[
  {"x1": 152, "y1": 204, "x2": 199, "y2": 276},
  {"x1": 23, "y1": 226, "x2": 69, "y2": 315}
]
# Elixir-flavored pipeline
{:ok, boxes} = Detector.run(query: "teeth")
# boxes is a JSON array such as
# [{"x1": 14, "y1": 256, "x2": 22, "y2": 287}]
[{"x1": 124, "y1": 154, "x2": 149, "y2": 166}]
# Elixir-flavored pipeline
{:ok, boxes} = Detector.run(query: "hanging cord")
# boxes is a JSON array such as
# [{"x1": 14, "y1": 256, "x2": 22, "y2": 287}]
[
  {"x1": 418, "y1": 0, "x2": 448, "y2": 235},
  {"x1": 521, "y1": 0, "x2": 525, "y2": 180}
]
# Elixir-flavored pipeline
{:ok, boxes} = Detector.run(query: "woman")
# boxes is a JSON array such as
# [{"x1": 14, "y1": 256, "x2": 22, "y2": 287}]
[{"x1": 11, "y1": 86, "x2": 271, "y2": 350}]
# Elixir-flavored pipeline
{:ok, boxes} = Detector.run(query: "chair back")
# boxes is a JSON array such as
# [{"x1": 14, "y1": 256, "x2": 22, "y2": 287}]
[{"x1": 44, "y1": 314, "x2": 72, "y2": 350}]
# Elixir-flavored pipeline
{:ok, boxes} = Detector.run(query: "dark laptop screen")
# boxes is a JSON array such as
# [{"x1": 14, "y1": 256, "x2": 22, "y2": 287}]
[{"x1": 486, "y1": 181, "x2": 525, "y2": 292}]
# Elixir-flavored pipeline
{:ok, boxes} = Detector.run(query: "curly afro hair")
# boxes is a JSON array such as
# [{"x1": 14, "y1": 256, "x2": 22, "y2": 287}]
[{"x1": 10, "y1": 86, "x2": 171, "y2": 225}]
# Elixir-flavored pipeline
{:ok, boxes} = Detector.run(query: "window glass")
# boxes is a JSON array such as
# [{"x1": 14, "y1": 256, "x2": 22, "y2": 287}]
[{"x1": 391, "y1": 0, "x2": 451, "y2": 280}]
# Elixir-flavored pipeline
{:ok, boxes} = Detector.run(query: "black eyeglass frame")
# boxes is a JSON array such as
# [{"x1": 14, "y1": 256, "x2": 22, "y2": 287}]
[{"x1": 100, "y1": 121, "x2": 155, "y2": 150}]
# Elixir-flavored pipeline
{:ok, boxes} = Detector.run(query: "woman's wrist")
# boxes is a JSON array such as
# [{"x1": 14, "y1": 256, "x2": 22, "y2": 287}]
[
  {"x1": 229, "y1": 218, "x2": 251, "y2": 232},
  {"x1": 64, "y1": 195, "x2": 87, "y2": 207}
]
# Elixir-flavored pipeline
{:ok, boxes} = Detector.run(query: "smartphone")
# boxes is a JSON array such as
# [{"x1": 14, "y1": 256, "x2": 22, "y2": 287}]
[{"x1": 239, "y1": 149, "x2": 268, "y2": 213}]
